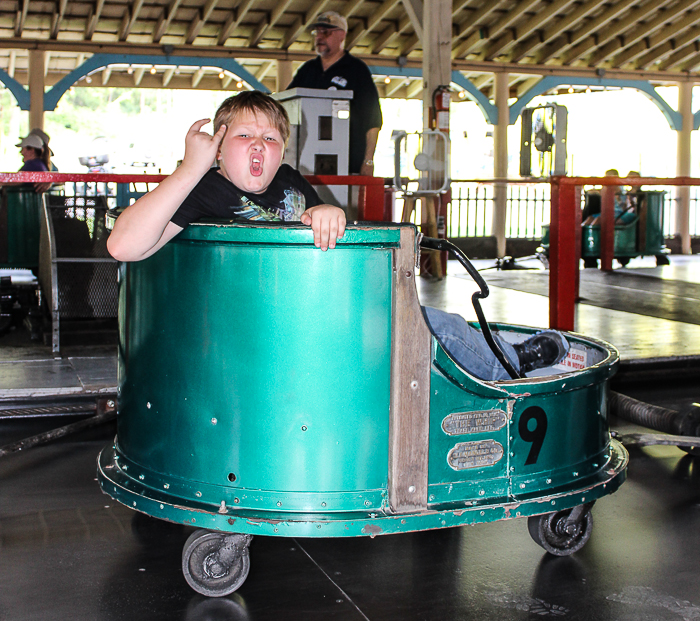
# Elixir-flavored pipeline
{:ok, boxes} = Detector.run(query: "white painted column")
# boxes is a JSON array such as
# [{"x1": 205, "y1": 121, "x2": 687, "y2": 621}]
[
  {"x1": 276, "y1": 60, "x2": 293, "y2": 93},
  {"x1": 675, "y1": 81, "x2": 693, "y2": 254},
  {"x1": 28, "y1": 50, "x2": 46, "y2": 130},
  {"x1": 421, "y1": 0, "x2": 452, "y2": 128},
  {"x1": 492, "y1": 71, "x2": 509, "y2": 257}
]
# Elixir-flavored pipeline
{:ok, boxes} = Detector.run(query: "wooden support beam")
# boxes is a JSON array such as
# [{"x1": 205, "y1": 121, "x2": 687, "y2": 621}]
[
  {"x1": 280, "y1": 0, "x2": 331, "y2": 48},
  {"x1": 119, "y1": 0, "x2": 146, "y2": 41},
  {"x1": 16, "y1": 0, "x2": 29, "y2": 37},
  {"x1": 153, "y1": 0, "x2": 183, "y2": 43},
  {"x1": 186, "y1": 0, "x2": 220, "y2": 45},
  {"x1": 8, "y1": 50, "x2": 16, "y2": 78},
  {"x1": 661, "y1": 41, "x2": 700, "y2": 70},
  {"x1": 636, "y1": 27, "x2": 700, "y2": 69},
  {"x1": 509, "y1": 0, "x2": 607, "y2": 62},
  {"x1": 217, "y1": 0, "x2": 256, "y2": 45},
  {"x1": 85, "y1": 0, "x2": 106, "y2": 40},
  {"x1": 536, "y1": 0, "x2": 638, "y2": 64},
  {"x1": 162, "y1": 66, "x2": 175, "y2": 86},
  {"x1": 102, "y1": 66, "x2": 111, "y2": 85},
  {"x1": 192, "y1": 67, "x2": 206, "y2": 87},
  {"x1": 133, "y1": 67, "x2": 145, "y2": 86},
  {"x1": 51, "y1": 0, "x2": 69, "y2": 40},
  {"x1": 250, "y1": 0, "x2": 295, "y2": 47},
  {"x1": 588, "y1": 0, "x2": 700, "y2": 67},
  {"x1": 346, "y1": 0, "x2": 400, "y2": 50}
]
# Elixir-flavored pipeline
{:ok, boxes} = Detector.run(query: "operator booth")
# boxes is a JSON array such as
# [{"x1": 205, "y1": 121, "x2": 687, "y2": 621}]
[{"x1": 273, "y1": 87, "x2": 352, "y2": 211}]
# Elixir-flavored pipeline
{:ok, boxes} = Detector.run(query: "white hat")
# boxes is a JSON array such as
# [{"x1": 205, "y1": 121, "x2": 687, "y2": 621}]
[
  {"x1": 308, "y1": 11, "x2": 348, "y2": 32},
  {"x1": 16, "y1": 135, "x2": 44, "y2": 150}
]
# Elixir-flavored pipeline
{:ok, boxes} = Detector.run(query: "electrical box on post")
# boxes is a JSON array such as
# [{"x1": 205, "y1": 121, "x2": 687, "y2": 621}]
[{"x1": 520, "y1": 104, "x2": 567, "y2": 178}]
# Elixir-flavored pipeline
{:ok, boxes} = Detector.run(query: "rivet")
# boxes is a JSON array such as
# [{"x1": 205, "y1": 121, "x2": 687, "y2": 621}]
[
  {"x1": 405, "y1": 270, "x2": 412, "y2": 278},
  {"x1": 509, "y1": 452, "x2": 515, "y2": 457},
  {"x1": 132, "y1": 502, "x2": 136, "y2": 507},
  {"x1": 551, "y1": 500, "x2": 556, "y2": 505},
  {"x1": 123, "y1": 465, "x2": 128, "y2": 470},
  {"x1": 139, "y1": 474, "x2": 144, "y2": 480},
  {"x1": 211, "y1": 418, "x2": 217, "y2": 425},
  {"x1": 146, "y1": 402, "x2": 151, "y2": 409},
  {"x1": 401, "y1": 519, "x2": 406, "y2": 524},
  {"x1": 480, "y1": 511, "x2": 485, "y2": 516},
  {"x1": 364, "y1": 500, "x2": 371, "y2": 507},
  {"x1": 234, "y1": 498, "x2": 240, "y2": 504},
  {"x1": 441, "y1": 520, "x2": 446, "y2": 525},
  {"x1": 546, "y1": 478, "x2": 552, "y2": 484},
  {"x1": 520, "y1": 483, "x2": 525, "y2": 489},
  {"x1": 322, "y1": 502, "x2": 327, "y2": 507},
  {"x1": 163, "y1": 483, "x2": 169, "y2": 489},
  {"x1": 277, "y1": 501, "x2": 282, "y2": 507},
  {"x1": 107, "y1": 400, "x2": 115, "y2": 408},
  {"x1": 479, "y1": 490, "x2": 485, "y2": 496},
  {"x1": 274, "y1": 528, "x2": 278, "y2": 533},
  {"x1": 429, "y1": 494, "x2": 435, "y2": 501},
  {"x1": 573, "y1": 471, "x2": 579, "y2": 477},
  {"x1": 159, "y1": 504, "x2": 164, "y2": 509},
  {"x1": 317, "y1": 525, "x2": 322, "y2": 529},
  {"x1": 408, "y1": 485, "x2": 416, "y2": 493},
  {"x1": 195, "y1": 491, "x2": 202, "y2": 498},
  {"x1": 410, "y1": 380, "x2": 418, "y2": 389},
  {"x1": 301, "y1": 425, "x2": 307, "y2": 431}
]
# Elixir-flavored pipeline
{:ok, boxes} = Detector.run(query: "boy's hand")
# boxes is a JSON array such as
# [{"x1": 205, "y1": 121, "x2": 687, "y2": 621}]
[
  {"x1": 181, "y1": 119, "x2": 227, "y2": 175},
  {"x1": 300, "y1": 205, "x2": 346, "y2": 251}
]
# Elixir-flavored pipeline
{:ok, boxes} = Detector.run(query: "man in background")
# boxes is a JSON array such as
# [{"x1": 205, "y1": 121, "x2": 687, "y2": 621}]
[{"x1": 288, "y1": 11, "x2": 382, "y2": 176}]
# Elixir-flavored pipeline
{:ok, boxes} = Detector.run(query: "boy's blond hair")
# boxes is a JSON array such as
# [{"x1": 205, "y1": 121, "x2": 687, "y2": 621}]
[{"x1": 214, "y1": 91, "x2": 290, "y2": 146}]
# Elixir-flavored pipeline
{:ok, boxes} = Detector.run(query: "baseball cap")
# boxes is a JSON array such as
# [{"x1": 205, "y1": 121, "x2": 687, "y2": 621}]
[
  {"x1": 308, "y1": 11, "x2": 348, "y2": 32},
  {"x1": 16, "y1": 135, "x2": 44, "y2": 150},
  {"x1": 29, "y1": 128, "x2": 54, "y2": 156}
]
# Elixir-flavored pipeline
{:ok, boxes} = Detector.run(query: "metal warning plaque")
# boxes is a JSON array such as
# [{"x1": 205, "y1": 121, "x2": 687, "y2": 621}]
[
  {"x1": 447, "y1": 440, "x2": 504, "y2": 470},
  {"x1": 442, "y1": 410, "x2": 508, "y2": 436}
]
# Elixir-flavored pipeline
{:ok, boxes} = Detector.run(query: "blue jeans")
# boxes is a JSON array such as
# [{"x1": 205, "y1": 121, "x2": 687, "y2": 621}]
[{"x1": 422, "y1": 306, "x2": 520, "y2": 381}]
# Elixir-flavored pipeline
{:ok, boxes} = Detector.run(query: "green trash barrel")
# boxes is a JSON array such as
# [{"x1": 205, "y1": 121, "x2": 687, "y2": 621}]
[{"x1": 0, "y1": 187, "x2": 42, "y2": 270}]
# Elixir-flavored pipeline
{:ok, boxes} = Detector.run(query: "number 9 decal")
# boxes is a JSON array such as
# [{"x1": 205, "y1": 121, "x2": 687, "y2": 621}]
[{"x1": 518, "y1": 406, "x2": 548, "y2": 465}]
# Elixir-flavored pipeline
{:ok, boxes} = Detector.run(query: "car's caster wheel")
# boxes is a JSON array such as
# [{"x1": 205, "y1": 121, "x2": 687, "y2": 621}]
[
  {"x1": 182, "y1": 530, "x2": 253, "y2": 597},
  {"x1": 528, "y1": 505, "x2": 593, "y2": 556},
  {"x1": 583, "y1": 258, "x2": 598, "y2": 269},
  {"x1": 617, "y1": 257, "x2": 630, "y2": 267},
  {"x1": 656, "y1": 255, "x2": 670, "y2": 266}
]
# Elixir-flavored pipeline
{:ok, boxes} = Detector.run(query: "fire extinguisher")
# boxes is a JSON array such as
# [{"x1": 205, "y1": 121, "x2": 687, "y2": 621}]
[{"x1": 431, "y1": 85, "x2": 451, "y2": 133}]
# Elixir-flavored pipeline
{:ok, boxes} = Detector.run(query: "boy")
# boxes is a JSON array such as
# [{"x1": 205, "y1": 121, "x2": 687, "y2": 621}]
[
  {"x1": 108, "y1": 91, "x2": 568, "y2": 381},
  {"x1": 107, "y1": 91, "x2": 345, "y2": 261}
]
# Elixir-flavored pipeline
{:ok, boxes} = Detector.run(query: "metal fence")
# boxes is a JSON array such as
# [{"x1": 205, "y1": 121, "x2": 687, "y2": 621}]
[{"x1": 442, "y1": 182, "x2": 700, "y2": 240}]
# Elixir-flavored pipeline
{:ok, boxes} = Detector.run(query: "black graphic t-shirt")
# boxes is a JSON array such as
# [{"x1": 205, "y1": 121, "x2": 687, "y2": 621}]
[{"x1": 171, "y1": 164, "x2": 323, "y2": 228}]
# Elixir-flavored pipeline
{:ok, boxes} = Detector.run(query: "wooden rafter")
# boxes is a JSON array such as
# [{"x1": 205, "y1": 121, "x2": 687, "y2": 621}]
[
  {"x1": 51, "y1": 0, "x2": 70, "y2": 40},
  {"x1": 372, "y1": 13, "x2": 414, "y2": 53},
  {"x1": 162, "y1": 66, "x2": 176, "y2": 86},
  {"x1": 186, "y1": 0, "x2": 220, "y2": 45},
  {"x1": 346, "y1": 0, "x2": 401, "y2": 50},
  {"x1": 561, "y1": 0, "x2": 670, "y2": 65},
  {"x1": 483, "y1": 0, "x2": 578, "y2": 61},
  {"x1": 659, "y1": 39, "x2": 700, "y2": 70},
  {"x1": 217, "y1": 0, "x2": 256, "y2": 46},
  {"x1": 635, "y1": 26, "x2": 700, "y2": 69},
  {"x1": 15, "y1": 0, "x2": 29, "y2": 37},
  {"x1": 509, "y1": 0, "x2": 609, "y2": 63},
  {"x1": 588, "y1": 0, "x2": 700, "y2": 67},
  {"x1": 85, "y1": 0, "x2": 107, "y2": 40},
  {"x1": 192, "y1": 67, "x2": 206, "y2": 87},
  {"x1": 102, "y1": 66, "x2": 112, "y2": 84},
  {"x1": 153, "y1": 0, "x2": 184, "y2": 43},
  {"x1": 611, "y1": 13, "x2": 700, "y2": 69},
  {"x1": 119, "y1": 0, "x2": 146, "y2": 42},
  {"x1": 679, "y1": 50, "x2": 700, "y2": 70},
  {"x1": 452, "y1": 2, "x2": 503, "y2": 58},
  {"x1": 248, "y1": 0, "x2": 294, "y2": 47},
  {"x1": 8, "y1": 50, "x2": 16, "y2": 78},
  {"x1": 280, "y1": 0, "x2": 331, "y2": 49},
  {"x1": 133, "y1": 67, "x2": 145, "y2": 86}
]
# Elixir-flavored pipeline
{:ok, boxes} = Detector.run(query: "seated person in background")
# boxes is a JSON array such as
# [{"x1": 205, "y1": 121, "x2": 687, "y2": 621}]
[
  {"x1": 583, "y1": 168, "x2": 636, "y2": 226},
  {"x1": 107, "y1": 91, "x2": 569, "y2": 382},
  {"x1": 28, "y1": 128, "x2": 57, "y2": 193},
  {"x1": 0, "y1": 134, "x2": 50, "y2": 194}
]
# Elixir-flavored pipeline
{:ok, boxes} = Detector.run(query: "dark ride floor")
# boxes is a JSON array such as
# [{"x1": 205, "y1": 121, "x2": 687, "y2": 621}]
[{"x1": 1, "y1": 256, "x2": 700, "y2": 621}]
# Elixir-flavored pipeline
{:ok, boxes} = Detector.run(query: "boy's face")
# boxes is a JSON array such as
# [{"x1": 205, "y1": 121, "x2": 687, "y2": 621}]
[{"x1": 217, "y1": 110, "x2": 285, "y2": 194}]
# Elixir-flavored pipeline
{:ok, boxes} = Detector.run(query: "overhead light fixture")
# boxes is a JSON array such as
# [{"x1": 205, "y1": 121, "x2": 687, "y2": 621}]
[
  {"x1": 127, "y1": 65, "x2": 133, "y2": 74},
  {"x1": 384, "y1": 77, "x2": 391, "y2": 84},
  {"x1": 219, "y1": 71, "x2": 225, "y2": 79},
  {"x1": 586, "y1": 87, "x2": 591, "y2": 93},
  {"x1": 458, "y1": 91, "x2": 466, "y2": 99},
  {"x1": 568, "y1": 86, "x2": 574, "y2": 93},
  {"x1": 236, "y1": 81, "x2": 243, "y2": 89},
  {"x1": 150, "y1": 67, "x2": 157, "y2": 74},
  {"x1": 85, "y1": 76, "x2": 92, "y2": 83}
]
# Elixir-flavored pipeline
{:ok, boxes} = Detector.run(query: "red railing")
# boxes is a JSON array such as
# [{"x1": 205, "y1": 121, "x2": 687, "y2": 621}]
[
  {"x1": 549, "y1": 175, "x2": 699, "y2": 331},
  {"x1": 0, "y1": 172, "x2": 389, "y2": 221}
]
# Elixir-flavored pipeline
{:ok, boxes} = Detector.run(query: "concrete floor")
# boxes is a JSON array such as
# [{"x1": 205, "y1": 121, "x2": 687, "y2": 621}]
[{"x1": 1, "y1": 256, "x2": 699, "y2": 620}]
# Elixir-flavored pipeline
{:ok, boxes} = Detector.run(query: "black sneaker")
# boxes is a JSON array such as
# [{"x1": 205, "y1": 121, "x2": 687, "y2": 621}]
[{"x1": 513, "y1": 331, "x2": 570, "y2": 374}]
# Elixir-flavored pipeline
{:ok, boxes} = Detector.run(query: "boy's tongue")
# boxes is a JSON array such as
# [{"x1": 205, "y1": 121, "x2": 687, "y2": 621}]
[{"x1": 250, "y1": 156, "x2": 262, "y2": 177}]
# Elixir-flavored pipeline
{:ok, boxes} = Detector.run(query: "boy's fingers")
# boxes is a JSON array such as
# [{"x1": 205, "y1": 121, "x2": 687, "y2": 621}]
[
  {"x1": 212, "y1": 124, "x2": 227, "y2": 146},
  {"x1": 189, "y1": 118, "x2": 211, "y2": 134}
]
